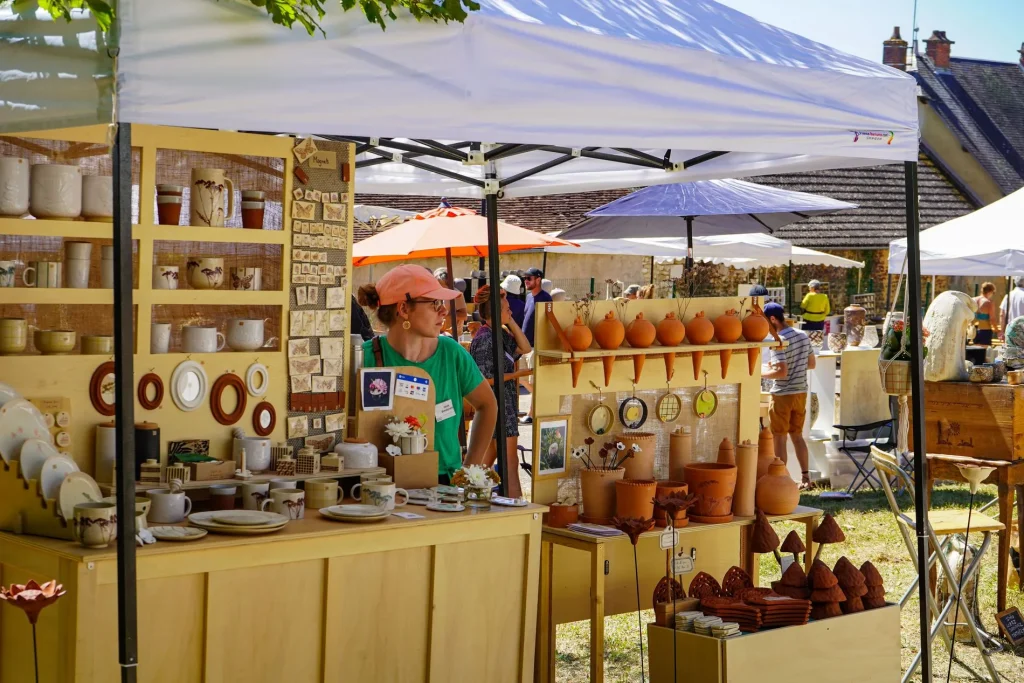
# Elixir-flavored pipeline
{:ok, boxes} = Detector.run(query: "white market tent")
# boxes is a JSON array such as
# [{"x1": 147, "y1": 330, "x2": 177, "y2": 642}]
[
  {"x1": 888, "y1": 186, "x2": 1024, "y2": 275},
  {"x1": 717, "y1": 244, "x2": 865, "y2": 269},
  {"x1": 545, "y1": 233, "x2": 791, "y2": 261}
]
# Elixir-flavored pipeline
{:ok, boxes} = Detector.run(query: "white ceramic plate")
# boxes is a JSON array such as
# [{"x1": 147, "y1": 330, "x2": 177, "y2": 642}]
[
  {"x1": 17, "y1": 438, "x2": 62, "y2": 481},
  {"x1": 0, "y1": 399, "x2": 52, "y2": 464},
  {"x1": 491, "y1": 496, "x2": 529, "y2": 507},
  {"x1": 211, "y1": 510, "x2": 285, "y2": 527},
  {"x1": 426, "y1": 502, "x2": 465, "y2": 513},
  {"x1": 187, "y1": 517, "x2": 288, "y2": 536},
  {"x1": 149, "y1": 526, "x2": 208, "y2": 541},
  {"x1": 0, "y1": 382, "x2": 20, "y2": 408},
  {"x1": 58, "y1": 471, "x2": 101, "y2": 521},
  {"x1": 323, "y1": 504, "x2": 390, "y2": 518},
  {"x1": 319, "y1": 508, "x2": 390, "y2": 523},
  {"x1": 39, "y1": 454, "x2": 79, "y2": 501}
]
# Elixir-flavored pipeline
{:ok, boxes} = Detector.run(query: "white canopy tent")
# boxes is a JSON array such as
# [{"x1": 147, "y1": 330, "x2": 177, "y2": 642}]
[
  {"x1": 888, "y1": 187, "x2": 1024, "y2": 275},
  {"x1": 712, "y1": 245, "x2": 865, "y2": 269},
  {"x1": 545, "y1": 233, "x2": 791, "y2": 261}
]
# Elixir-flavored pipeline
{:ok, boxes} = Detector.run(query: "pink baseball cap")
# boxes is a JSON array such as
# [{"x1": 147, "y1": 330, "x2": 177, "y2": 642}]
[{"x1": 376, "y1": 265, "x2": 461, "y2": 306}]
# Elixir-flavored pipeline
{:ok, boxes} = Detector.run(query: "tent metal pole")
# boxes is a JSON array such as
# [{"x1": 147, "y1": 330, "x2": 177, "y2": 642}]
[
  {"x1": 904, "y1": 160, "x2": 931, "y2": 682},
  {"x1": 113, "y1": 122, "x2": 139, "y2": 683},
  {"x1": 650, "y1": 256, "x2": 655, "y2": 285},
  {"x1": 787, "y1": 261, "x2": 793, "y2": 316},
  {"x1": 484, "y1": 170, "x2": 509, "y2": 497},
  {"x1": 685, "y1": 216, "x2": 694, "y2": 270},
  {"x1": 444, "y1": 248, "x2": 458, "y2": 338}
]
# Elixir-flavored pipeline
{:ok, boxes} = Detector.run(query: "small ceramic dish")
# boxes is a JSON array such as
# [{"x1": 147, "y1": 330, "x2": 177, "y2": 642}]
[
  {"x1": 149, "y1": 526, "x2": 208, "y2": 541},
  {"x1": 426, "y1": 502, "x2": 465, "y2": 513}
]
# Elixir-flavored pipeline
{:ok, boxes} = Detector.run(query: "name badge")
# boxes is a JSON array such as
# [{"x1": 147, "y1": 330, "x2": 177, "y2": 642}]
[{"x1": 435, "y1": 399, "x2": 457, "y2": 423}]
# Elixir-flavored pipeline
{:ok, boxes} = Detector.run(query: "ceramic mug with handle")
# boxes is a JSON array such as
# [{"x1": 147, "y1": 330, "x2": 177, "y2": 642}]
[
  {"x1": 261, "y1": 488, "x2": 305, "y2": 519},
  {"x1": 304, "y1": 478, "x2": 343, "y2": 510},
  {"x1": 241, "y1": 481, "x2": 270, "y2": 511},
  {"x1": 189, "y1": 168, "x2": 234, "y2": 227},
  {"x1": 0, "y1": 260, "x2": 16, "y2": 288},
  {"x1": 153, "y1": 265, "x2": 179, "y2": 290},
  {"x1": 350, "y1": 482, "x2": 408, "y2": 511},
  {"x1": 147, "y1": 489, "x2": 192, "y2": 524},
  {"x1": 181, "y1": 325, "x2": 225, "y2": 353},
  {"x1": 226, "y1": 318, "x2": 270, "y2": 351},
  {"x1": 151, "y1": 323, "x2": 171, "y2": 354},
  {"x1": 22, "y1": 261, "x2": 61, "y2": 288}
]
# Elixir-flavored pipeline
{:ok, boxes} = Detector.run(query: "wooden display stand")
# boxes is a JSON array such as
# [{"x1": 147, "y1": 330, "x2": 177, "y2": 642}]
[
  {"x1": 0, "y1": 460, "x2": 73, "y2": 540},
  {"x1": 379, "y1": 450, "x2": 440, "y2": 489},
  {"x1": 647, "y1": 605, "x2": 900, "y2": 682}
]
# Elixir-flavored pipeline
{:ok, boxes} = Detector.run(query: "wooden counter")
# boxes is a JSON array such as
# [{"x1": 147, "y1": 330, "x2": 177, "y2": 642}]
[{"x1": 0, "y1": 504, "x2": 545, "y2": 683}]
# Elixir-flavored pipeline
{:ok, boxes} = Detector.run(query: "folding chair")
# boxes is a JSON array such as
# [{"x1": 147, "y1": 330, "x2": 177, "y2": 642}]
[
  {"x1": 833, "y1": 418, "x2": 895, "y2": 493},
  {"x1": 871, "y1": 447, "x2": 1003, "y2": 683}
]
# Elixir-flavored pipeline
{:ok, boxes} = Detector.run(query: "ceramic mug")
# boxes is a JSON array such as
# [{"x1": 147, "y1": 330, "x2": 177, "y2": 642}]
[
  {"x1": 147, "y1": 488, "x2": 193, "y2": 524},
  {"x1": 72, "y1": 502, "x2": 118, "y2": 548},
  {"x1": 0, "y1": 156, "x2": 30, "y2": 217},
  {"x1": 261, "y1": 488, "x2": 305, "y2": 519},
  {"x1": 0, "y1": 260, "x2": 15, "y2": 288},
  {"x1": 30, "y1": 164, "x2": 82, "y2": 219},
  {"x1": 34, "y1": 329, "x2": 76, "y2": 355},
  {"x1": 350, "y1": 482, "x2": 408, "y2": 511},
  {"x1": 230, "y1": 267, "x2": 261, "y2": 291},
  {"x1": 151, "y1": 323, "x2": 171, "y2": 354},
  {"x1": 22, "y1": 261, "x2": 61, "y2": 288},
  {"x1": 181, "y1": 326, "x2": 225, "y2": 353},
  {"x1": 189, "y1": 168, "x2": 234, "y2": 227},
  {"x1": 65, "y1": 241, "x2": 93, "y2": 260},
  {"x1": 153, "y1": 265, "x2": 179, "y2": 290},
  {"x1": 81, "y1": 335, "x2": 113, "y2": 355},
  {"x1": 186, "y1": 258, "x2": 224, "y2": 289},
  {"x1": 400, "y1": 432, "x2": 428, "y2": 455},
  {"x1": 241, "y1": 481, "x2": 270, "y2": 511},
  {"x1": 65, "y1": 258, "x2": 90, "y2": 289},
  {"x1": 0, "y1": 317, "x2": 27, "y2": 355},
  {"x1": 100, "y1": 246, "x2": 114, "y2": 289},
  {"x1": 209, "y1": 485, "x2": 237, "y2": 511},
  {"x1": 268, "y1": 478, "x2": 298, "y2": 491},
  {"x1": 81, "y1": 175, "x2": 113, "y2": 219},
  {"x1": 304, "y1": 478, "x2": 343, "y2": 509},
  {"x1": 226, "y1": 318, "x2": 268, "y2": 351},
  {"x1": 156, "y1": 195, "x2": 183, "y2": 225}
]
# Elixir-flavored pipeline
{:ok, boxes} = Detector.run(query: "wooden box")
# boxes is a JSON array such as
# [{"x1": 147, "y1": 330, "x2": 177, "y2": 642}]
[
  {"x1": 917, "y1": 382, "x2": 1024, "y2": 461},
  {"x1": 648, "y1": 605, "x2": 900, "y2": 683},
  {"x1": 189, "y1": 460, "x2": 236, "y2": 481},
  {"x1": 379, "y1": 451, "x2": 439, "y2": 490}
]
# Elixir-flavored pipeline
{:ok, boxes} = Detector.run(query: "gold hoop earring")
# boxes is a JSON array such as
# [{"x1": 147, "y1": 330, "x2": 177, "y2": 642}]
[{"x1": 403, "y1": 320, "x2": 411, "y2": 330}]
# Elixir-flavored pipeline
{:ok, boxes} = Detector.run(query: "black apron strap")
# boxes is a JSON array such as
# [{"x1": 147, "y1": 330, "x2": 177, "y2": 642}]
[{"x1": 372, "y1": 336, "x2": 385, "y2": 367}]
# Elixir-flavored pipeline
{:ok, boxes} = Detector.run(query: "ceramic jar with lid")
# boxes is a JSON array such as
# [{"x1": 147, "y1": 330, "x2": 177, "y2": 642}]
[{"x1": 335, "y1": 438, "x2": 377, "y2": 469}]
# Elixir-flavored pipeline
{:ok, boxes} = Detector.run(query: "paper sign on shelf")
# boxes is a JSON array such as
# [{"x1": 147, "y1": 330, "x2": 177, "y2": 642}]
[
  {"x1": 395, "y1": 373, "x2": 430, "y2": 401},
  {"x1": 659, "y1": 528, "x2": 678, "y2": 550},
  {"x1": 673, "y1": 556, "x2": 694, "y2": 575}
]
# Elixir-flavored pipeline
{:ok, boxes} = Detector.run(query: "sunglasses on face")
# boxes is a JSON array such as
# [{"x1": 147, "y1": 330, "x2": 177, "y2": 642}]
[{"x1": 409, "y1": 298, "x2": 447, "y2": 312}]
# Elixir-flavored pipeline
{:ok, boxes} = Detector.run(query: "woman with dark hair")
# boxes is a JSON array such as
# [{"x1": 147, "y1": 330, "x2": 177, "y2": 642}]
[
  {"x1": 974, "y1": 282, "x2": 996, "y2": 345},
  {"x1": 358, "y1": 265, "x2": 498, "y2": 483},
  {"x1": 468, "y1": 285, "x2": 531, "y2": 497}
]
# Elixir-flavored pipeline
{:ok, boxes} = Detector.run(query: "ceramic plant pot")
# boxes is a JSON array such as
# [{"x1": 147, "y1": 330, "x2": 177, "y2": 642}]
[
  {"x1": 593, "y1": 311, "x2": 625, "y2": 386},
  {"x1": 0, "y1": 156, "x2": 30, "y2": 217},
  {"x1": 657, "y1": 312, "x2": 686, "y2": 380},
  {"x1": 654, "y1": 481, "x2": 689, "y2": 528},
  {"x1": 566, "y1": 316, "x2": 593, "y2": 387},
  {"x1": 733, "y1": 440, "x2": 758, "y2": 517},
  {"x1": 684, "y1": 462, "x2": 737, "y2": 523},
  {"x1": 755, "y1": 457, "x2": 800, "y2": 515},
  {"x1": 756, "y1": 426, "x2": 775, "y2": 480},
  {"x1": 30, "y1": 164, "x2": 82, "y2": 219},
  {"x1": 686, "y1": 311, "x2": 714, "y2": 380},
  {"x1": 544, "y1": 504, "x2": 579, "y2": 529},
  {"x1": 618, "y1": 431, "x2": 656, "y2": 480},
  {"x1": 625, "y1": 312, "x2": 657, "y2": 382},
  {"x1": 615, "y1": 479, "x2": 656, "y2": 520},
  {"x1": 81, "y1": 175, "x2": 113, "y2": 219},
  {"x1": 580, "y1": 467, "x2": 625, "y2": 524},
  {"x1": 714, "y1": 309, "x2": 743, "y2": 378},
  {"x1": 34, "y1": 329, "x2": 76, "y2": 355}
]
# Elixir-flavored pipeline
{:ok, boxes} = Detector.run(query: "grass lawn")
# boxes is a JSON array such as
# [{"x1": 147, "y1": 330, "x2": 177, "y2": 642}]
[{"x1": 550, "y1": 485, "x2": 1024, "y2": 682}]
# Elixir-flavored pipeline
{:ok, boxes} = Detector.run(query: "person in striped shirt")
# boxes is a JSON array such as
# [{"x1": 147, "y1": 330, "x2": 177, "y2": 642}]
[{"x1": 761, "y1": 303, "x2": 816, "y2": 490}]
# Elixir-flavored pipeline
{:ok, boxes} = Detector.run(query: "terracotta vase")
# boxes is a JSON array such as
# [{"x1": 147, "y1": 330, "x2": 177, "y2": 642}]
[
  {"x1": 844, "y1": 305, "x2": 866, "y2": 347},
  {"x1": 625, "y1": 312, "x2": 656, "y2": 382},
  {"x1": 544, "y1": 504, "x2": 579, "y2": 529},
  {"x1": 733, "y1": 440, "x2": 758, "y2": 517},
  {"x1": 615, "y1": 479, "x2": 656, "y2": 520},
  {"x1": 654, "y1": 481, "x2": 689, "y2": 528},
  {"x1": 658, "y1": 312, "x2": 686, "y2": 380},
  {"x1": 743, "y1": 310, "x2": 771, "y2": 375},
  {"x1": 686, "y1": 312, "x2": 715, "y2": 380},
  {"x1": 717, "y1": 437, "x2": 735, "y2": 465},
  {"x1": 714, "y1": 309, "x2": 743, "y2": 378},
  {"x1": 580, "y1": 467, "x2": 625, "y2": 523},
  {"x1": 757, "y1": 426, "x2": 775, "y2": 480},
  {"x1": 566, "y1": 316, "x2": 594, "y2": 387},
  {"x1": 618, "y1": 432, "x2": 656, "y2": 480},
  {"x1": 593, "y1": 311, "x2": 625, "y2": 386},
  {"x1": 684, "y1": 463, "x2": 737, "y2": 523},
  {"x1": 668, "y1": 426, "x2": 692, "y2": 481},
  {"x1": 755, "y1": 457, "x2": 800, "y2": 515}
]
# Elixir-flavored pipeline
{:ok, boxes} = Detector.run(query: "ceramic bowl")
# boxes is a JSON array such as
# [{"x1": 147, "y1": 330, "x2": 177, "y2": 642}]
[
  {"x1": 969, "y1": 364, "x2": 994, "y2": 383},
  {"x1": 34, "y1": 329, "x2": 76, "y2": 355}
]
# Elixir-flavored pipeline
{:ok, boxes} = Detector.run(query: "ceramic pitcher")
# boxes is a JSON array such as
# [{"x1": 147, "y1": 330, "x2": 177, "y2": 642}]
[
  {"x1": 0, "y1": 156, "x2": 29, "y2": 216},
  {"x1": 189, "y1": 168, "x2": 234, "y2": 227}
]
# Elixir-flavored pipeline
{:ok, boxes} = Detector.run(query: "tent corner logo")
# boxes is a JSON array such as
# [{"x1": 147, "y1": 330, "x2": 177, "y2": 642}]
[{"x1": 851, "y1": 130, "x2": 895, "y2": 145}]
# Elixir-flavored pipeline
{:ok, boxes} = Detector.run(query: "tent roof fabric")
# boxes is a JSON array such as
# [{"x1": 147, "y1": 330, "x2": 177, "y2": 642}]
[{"x1": 119, "y1": 0, "x2": 918, "y2": 182}]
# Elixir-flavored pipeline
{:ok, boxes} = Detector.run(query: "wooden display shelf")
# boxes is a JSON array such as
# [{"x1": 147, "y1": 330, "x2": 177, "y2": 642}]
[
  {"x1": 149, "y1": 289, "x2": 287, "y2": 306},
  {"x1": 0, "y1": 217, "x2": 118, "y2": 239},
  {"x1": 0, "y1": 287, "x2": 115, "y2": 304},
  {"x1": 534, "y1": 339, "x2": 778, "y2": 361},
  {"x1": 99, "y1": 466, "x2": 387, "y2": 494},
  {"x1": 143, "y1": 223, "x2": 289, "y2": 245}
]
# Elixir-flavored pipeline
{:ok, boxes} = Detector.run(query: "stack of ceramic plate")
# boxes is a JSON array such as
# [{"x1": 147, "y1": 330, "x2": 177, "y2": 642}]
[
  {"x1": 320, "y1": 504, "x2": 391, "y2": 523},
  {"x1": 491, "y1": 495, "x2": 528, "y2": 507},
  {"x1": 674, "y1": 611, "x2": 704, "y2": 632},
  {"x1": 406, "y1": 489, "x2": 433, "y2": 506},
  {"x1": 188, "y1": 510, "x2": 288, "y2": 535},
  {"x1": 711, "y1": 622, "x2": 742, "y2": 639},
  {"x1": 693, "y1": 615, "x2": 723, "y2": 635}
]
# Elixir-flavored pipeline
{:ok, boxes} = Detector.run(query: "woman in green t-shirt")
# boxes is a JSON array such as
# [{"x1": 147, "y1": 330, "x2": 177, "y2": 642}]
[{"x1": 357, "y1": 265, "x2": 498, "y2": 482}]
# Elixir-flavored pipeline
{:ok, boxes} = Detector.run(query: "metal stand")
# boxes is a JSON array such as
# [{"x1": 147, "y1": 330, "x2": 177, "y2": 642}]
[{"x1": 483, "y1": 167, "x2": 509, "y2": 497}]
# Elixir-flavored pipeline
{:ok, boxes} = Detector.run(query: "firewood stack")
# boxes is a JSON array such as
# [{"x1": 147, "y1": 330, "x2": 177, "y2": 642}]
[
  {"x1": 833, "y1": 557, "x2": 868, "y2": 614},
  {"x1": 860, "y1": 561, "x2": 888, "y2": 609},
  {"x1": 809, "y1": 559, "x2": 845, "y2": 620}
]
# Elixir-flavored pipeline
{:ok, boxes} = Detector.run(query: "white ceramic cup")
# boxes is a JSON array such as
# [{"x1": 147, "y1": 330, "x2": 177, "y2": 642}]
[
  {"x1": 150, "y1": 323, "x2": 171, "y2": 354},
  {"x1": 81, "y1": 175, "x2": 113, "y2": 219},
  {"x1": 22, "y1": 261, "x2": 61, "y2": 288},
  {"x1": 181, "y1": 325, "x2": 225, "y2": 353},
  {"x1": 100, "y1": 246, "x2": 114, "y2": 289},
  {"x1": 268, "y1": 478, "x2": 298, "y2": 491},
  {"x1": 226, "y1": 318, "x2": 267, "y2": 351},
  {"x1": 72, "y1": 502, "x2": 118, "y2": 548},
  {"x1": 146, "y1": 489, "x2": 193, "y2": 524},
  {"x1": 30, "y1": 164, "x2": 82, "y2": 219},
  {"x1": 350, "y1": 482, "x2": 408, "y2": 511},
  {"x1": 229, "y1": 267, "x2": 262, "y2": 291},
  {"x1": 65, "y1": 258, "x2": 90, "y2": 289},
  {"x1": 65, "y1": 241, "x2": 93, "y2": 260},
  {"x1": 261, "y1": 488, "x2": 305, "y2": 519},
  {"x1": 241, "y1": 481, "x2": 270, "y2": 511},
  {"x1": 186, "y1": 258, "x2": 224, "y2": 289},
  {"x1": 152, "y1": 265, "x2": 180, "y2": 290},
  {"x1": 304, "y1": 478, "x2": 343, "y2": 510},
  {"x1": 0, "y1": 261, "x2": 16, "y2": 288},
  {"x1": 0, "y1": 156, "x2": 30, "y2": 216}
]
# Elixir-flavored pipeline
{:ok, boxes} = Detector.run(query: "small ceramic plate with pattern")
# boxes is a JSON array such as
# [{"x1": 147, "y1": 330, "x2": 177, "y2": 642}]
[
  {"x1": 149, "y1": 526, "x2": 208, "y2": 542},
  {"x1": 490, "y1": 496, "x2": 529, "y2": 507},
  {"x1": 426, "y1": 502, "x2": 465, "y2": 513}
]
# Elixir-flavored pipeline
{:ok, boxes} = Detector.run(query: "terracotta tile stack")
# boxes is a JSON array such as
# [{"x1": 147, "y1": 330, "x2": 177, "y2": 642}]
[
  {"x1": 860, "y1": 561, "x2": 888, "y2": 609},
  {"x1": 809, "y1": 559, "x2": 846, "y2": 620},
  {"x1": 743, "y1": 591, "x2": 812, "y2": 628},
  {"x1": 833, "y1": 557, "x2": 868, "y2": 614},
  {"x1": 771, "y1": 561, "x2": 811, "y2": 599},
  {"x1": 700, "y1": 596, "x2": 763, "y2": 632}
]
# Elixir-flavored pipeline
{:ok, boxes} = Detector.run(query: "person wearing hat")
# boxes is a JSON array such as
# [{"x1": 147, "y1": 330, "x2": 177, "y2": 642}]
[
  {"x1": 358, "y1": 265, "x2": 498, "y2": 482},
  {"x1": 500, "y1": 273, "x2": 526, "y2": 328},
  {"x1": 433, "y1": 267, "x2": 468, "y2": 336},
  {"x1": 521, "y1": 267, "x2": 552, "y2": 346},
  {"x1": 799, "y1": 280, "x2": 830, "y2": 331},
  {"x1": 761, "y1": 302, "x2": 816, "y2": 490}
]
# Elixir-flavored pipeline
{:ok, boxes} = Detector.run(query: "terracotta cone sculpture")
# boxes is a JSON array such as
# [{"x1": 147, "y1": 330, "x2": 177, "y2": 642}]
[
  {"x1": 750, "y1": 509, "x2": 782, "y2": 565},
  {"x1": 772, "y1": 561, "x2": 811, "y2": 599},
  {"x1": 860, "y1": 560, "x2": 888, "y2": 609},
  {"x1": 685, "y1": 311, "x2": 714, "y2": 380},
  {"x1": 781, "y1": 530, "x2": 806, "y2": 564},
  {"x1": 593, "y1": 310, "x2": 625, "y2": 386},
  {"x1": 713, "y1": 309, "x2": 743, "y2": 378},
  {"x1": 811, "y1": 513, "x2": 846, "y2": 562}
]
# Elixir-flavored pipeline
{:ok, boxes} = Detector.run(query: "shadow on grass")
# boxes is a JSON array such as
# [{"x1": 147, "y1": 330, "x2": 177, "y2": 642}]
[{"x1": 800, "y1": 484, "x2": 998, "y2": 517}]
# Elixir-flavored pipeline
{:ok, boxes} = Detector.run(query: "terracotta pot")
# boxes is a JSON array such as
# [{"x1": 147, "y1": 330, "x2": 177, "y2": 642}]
[
  {"x1": 757, "y1": 426, "x2": 775, "y2": 480},
  {"x1": 717, "y1": 437, "x2": 735, "y2": 465},
  {"x1": 593, "y1": 311, "x2": 625, "y2": 350},
  {"x1": 625, "y1": 312, "x2": 656, "y2": 348},
  {"x1": 684, "y1": 463, "x2": 737, "y2": 523},
  {"x1": 733, "y1": 440, "x2": 758, "y2": 517},
  {"x1": 654, "y1": 481, "x2": 689, "y2": 528},
  {"x1": 566, "y1": 316, "x2": 593, "y2": 351},
  {"x1": 544, "y1": 504, "x2": 579, "y2": 529},
  {"x1": 755, "y1": 457, "x2": 800, "y2": 515},
  {"x1": 656, "y1": 312, "x2": 686, "y2": 346},
  {"x1": 742, "y1": 310, "x2": 770, "y2": 342},
  {"x1": 580, "y1": 467, "x2": 625, "y2": 523},
  {"x1": 714, "y1": 309, "x2": 743, "y2": 343},
  {"x1": 668, "y1": 426, "x2": 692, "y2": 481},
  {"x1": 618, "y1": 432, "x2": 656, "y2": 480},
  {"x1": 615, "y1": 479, "x2": 656, "y2": 519},
  {"x1": 685, "y1": 311, "x2": 714, "y2": 345}
]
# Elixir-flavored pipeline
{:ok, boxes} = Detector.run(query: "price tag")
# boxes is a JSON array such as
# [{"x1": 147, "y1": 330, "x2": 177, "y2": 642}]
[
  {"x1": 673, "y1": 556, "x2": 694, "y2": 575},
  {"x1": 659, "y1": 528, "x2": 678, "y2": 550}
]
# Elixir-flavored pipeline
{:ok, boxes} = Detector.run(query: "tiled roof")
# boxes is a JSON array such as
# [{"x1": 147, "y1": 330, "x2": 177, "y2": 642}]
[{"x1": 914, "y1": 54, "x2": 1024, "y2": 194}]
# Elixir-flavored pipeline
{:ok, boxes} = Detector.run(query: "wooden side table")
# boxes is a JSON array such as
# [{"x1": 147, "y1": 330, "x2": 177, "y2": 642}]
[{"x1": 925, "y1": 453, "x2": 1024, "y2": 612}]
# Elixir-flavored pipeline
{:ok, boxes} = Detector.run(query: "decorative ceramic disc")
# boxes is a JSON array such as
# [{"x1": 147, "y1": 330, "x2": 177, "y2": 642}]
[
  {"x1": 426, "y1": 502, "x2": 465, "y2": 513},
  {"x1": 58, "y1": 471, "x2": 101, "y2": 522},
  {"x1": 323, "y1": 504, "x2": 390, "y2": 518},
  {"x1": 656, "y1": 393, "x2": 682, "y2": 423},
  {"x1": 618, "y1": 396, "x2": 648, "y2": 430},
  {"x1": 17, "y1": 438, "x2": 61, "y2": 481},
  {"x1": 39, "y1": 455, "x2": 79, "y2": 501},
  {"x1": 211, "y1": 510, "x2": 284, "y2": 527},
  {"x1": 0, "y1": 399, "x2": 51, "y2": 464},
  {"x1": 587, "y1": 403, "x2": 614, "y2": 435},
  {"x1": 694, "y1": 388, "x2": 719, "y2": 419}
]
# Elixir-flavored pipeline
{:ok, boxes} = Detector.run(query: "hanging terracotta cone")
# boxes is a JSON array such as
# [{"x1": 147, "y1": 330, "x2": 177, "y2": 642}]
[
  {"x1": 685, "y1": 311, "x2": 714, "y2": 380},
  {"x1": 625, "y1": 312, "x2": 656, "y2": 383},
  {"x1": 742, "y1": 304, "x2": 771, "y2": 376},
  {"x1": 656, "y1": 312, "x2": 686, "y2": 381},
  {"x1": 565, "y1": 316, "x2": 593, "y2": 388},
  {"x1": 713, "y1": 309, "x2": 743, "y2": 379},
  {"x1": 592, "y1": 310, "x2": 625, "y2": 387}
]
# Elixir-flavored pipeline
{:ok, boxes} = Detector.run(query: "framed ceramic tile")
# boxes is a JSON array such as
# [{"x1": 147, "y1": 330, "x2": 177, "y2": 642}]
[
  {"x1": 323, "y1": 358, "x2": 344, "y2": 376},
  {"x1": 307, "y1": 286, "x2": 318, "y2": 304},
  {"x1": 320, "y1": 275, "x2": 334, "y2": 285},
  {"x1": 312, "y1": 222, "x2": 324, "y2": 235},
  {"x1": 341, "y1": 193, "x2": 350, "y2": 203},
  {"x1": 330, "y1": 192, "x2": 340, "y2": 203},
  {"x1": 288, "y1": 338, "x2": 310, "y2": 357},
  {"x1": 323, "y1": 203, "x2": 346, "y2": 222},
  {"x1": 292, "y1": 188, "x2": 304, "y2": 201},
  {"x1": 329, "y1": 312, "x2": 346, "y2": 332},
  {"x1": 291, "y1": 263, "x2": 302, "y2": 280},
  {"x1": 315, "y1": 310, "x2": 330, "y2": 336},
  {"x1": 318, "y1": 251, "x2": 328, "y2": 263},
  {"x1": 320, "y1": 337, "x2": 345, "y2": 359},
  {"x1": 293, "y1": 137, "x2": 317, "y2": 164},
  {"x1": 325, "y1": 412, "x2": 344, "y2": 433},
  {"x1": 302, "y1": 311, "x2": 316, "y2": 336},
  {"x1": 289, "y1": 355, "x2": 321, "y2": 376},
  {"x1": 295, "y1": 286, "x2": 308, "y2": 307},
  {"x1": 289, "y1": 311, "x2": 305, "y2": 337},
  {"x1": 311, "y1": 190, "x2": 322, "y2": 202},
  {"x1": 314, "y1": 264, "x2": 324, "y2": 275},
  {"x1": 299, "y1": 221, "x2": 310, "y2": 234},
  {"x1": 331, "y1": 237, "x2": 342, "y2": 250},
  {"x1": 304, "y1": 189, "x2": 316, "y2": 201},
  {"x1": 286, "y1": 415, "x2": 308, "y2": 438},
  {"x1": 533, "y1": 415, "x2": 571, "y2": 479},
  {"x1": 326, "y1": 287, "x2": 346, "y2": 309},
  {"x1": 293, "y1": 201, "x2": 316, "y2": 220},
  {"x1": 305, "y1": 433, "x2": 336, "y2": 453},
  {"x1": 312, "y1": 375, "x2": 337, "y2": 393},
  {"x1": 291, "y1": 373, "x2": 313, "y2": 393},
  {"x1": 312, "y1": 417, "x2": 323, "y2": 430}
]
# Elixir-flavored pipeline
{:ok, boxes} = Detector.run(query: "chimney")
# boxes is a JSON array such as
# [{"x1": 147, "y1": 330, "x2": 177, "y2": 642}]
[
  {"x1": 924, "y1": 30, "x2": 954, "y2": 69},
  {"x1": 882, "y1": 27, "x2": 908, "y2": 71}
]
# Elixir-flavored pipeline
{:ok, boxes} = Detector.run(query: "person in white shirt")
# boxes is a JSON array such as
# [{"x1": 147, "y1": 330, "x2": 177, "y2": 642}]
[{"x1": 999, "y1": 276, "x2": 1024, "y2": 336}]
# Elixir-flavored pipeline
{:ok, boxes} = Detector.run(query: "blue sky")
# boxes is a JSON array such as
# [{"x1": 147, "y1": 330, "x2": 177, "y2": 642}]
[{"x1": 717, "y1": 0, "x2": 1024, "y2": 64}]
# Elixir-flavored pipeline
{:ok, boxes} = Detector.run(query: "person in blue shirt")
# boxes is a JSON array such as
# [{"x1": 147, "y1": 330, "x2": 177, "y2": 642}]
[
  {"x1": 521, "y1": 267, "x2": 552, "y2": 346},
  {"x1": 501, "y1": 273, "x2": 525, "y2": 328}
]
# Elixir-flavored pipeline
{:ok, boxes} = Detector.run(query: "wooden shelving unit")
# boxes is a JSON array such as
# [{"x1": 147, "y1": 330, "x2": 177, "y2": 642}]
[
  {"x1": 534, "y1": 339, "x2": 779, "y2": 360},
  {"x1": 99, "y1": 466, "x2": 386, "y2": 494}
]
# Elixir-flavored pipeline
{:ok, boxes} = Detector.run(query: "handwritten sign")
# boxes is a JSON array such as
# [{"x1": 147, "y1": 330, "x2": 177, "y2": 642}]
[
  {"x1": 309, "y1": 151, "x2": 337, "y2": 170},
  {"x1": 996, "y1": 607, "x2": 1024, "y2": 646}
]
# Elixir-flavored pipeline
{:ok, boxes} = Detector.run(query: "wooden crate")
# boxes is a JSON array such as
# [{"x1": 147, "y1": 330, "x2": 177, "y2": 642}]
[
  {"x1": 916, "y1": 382, "x2": 1024, "y2": 461},
  {"x1": 648, "y1": 605, "x2": 900, "y2": 683}
]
